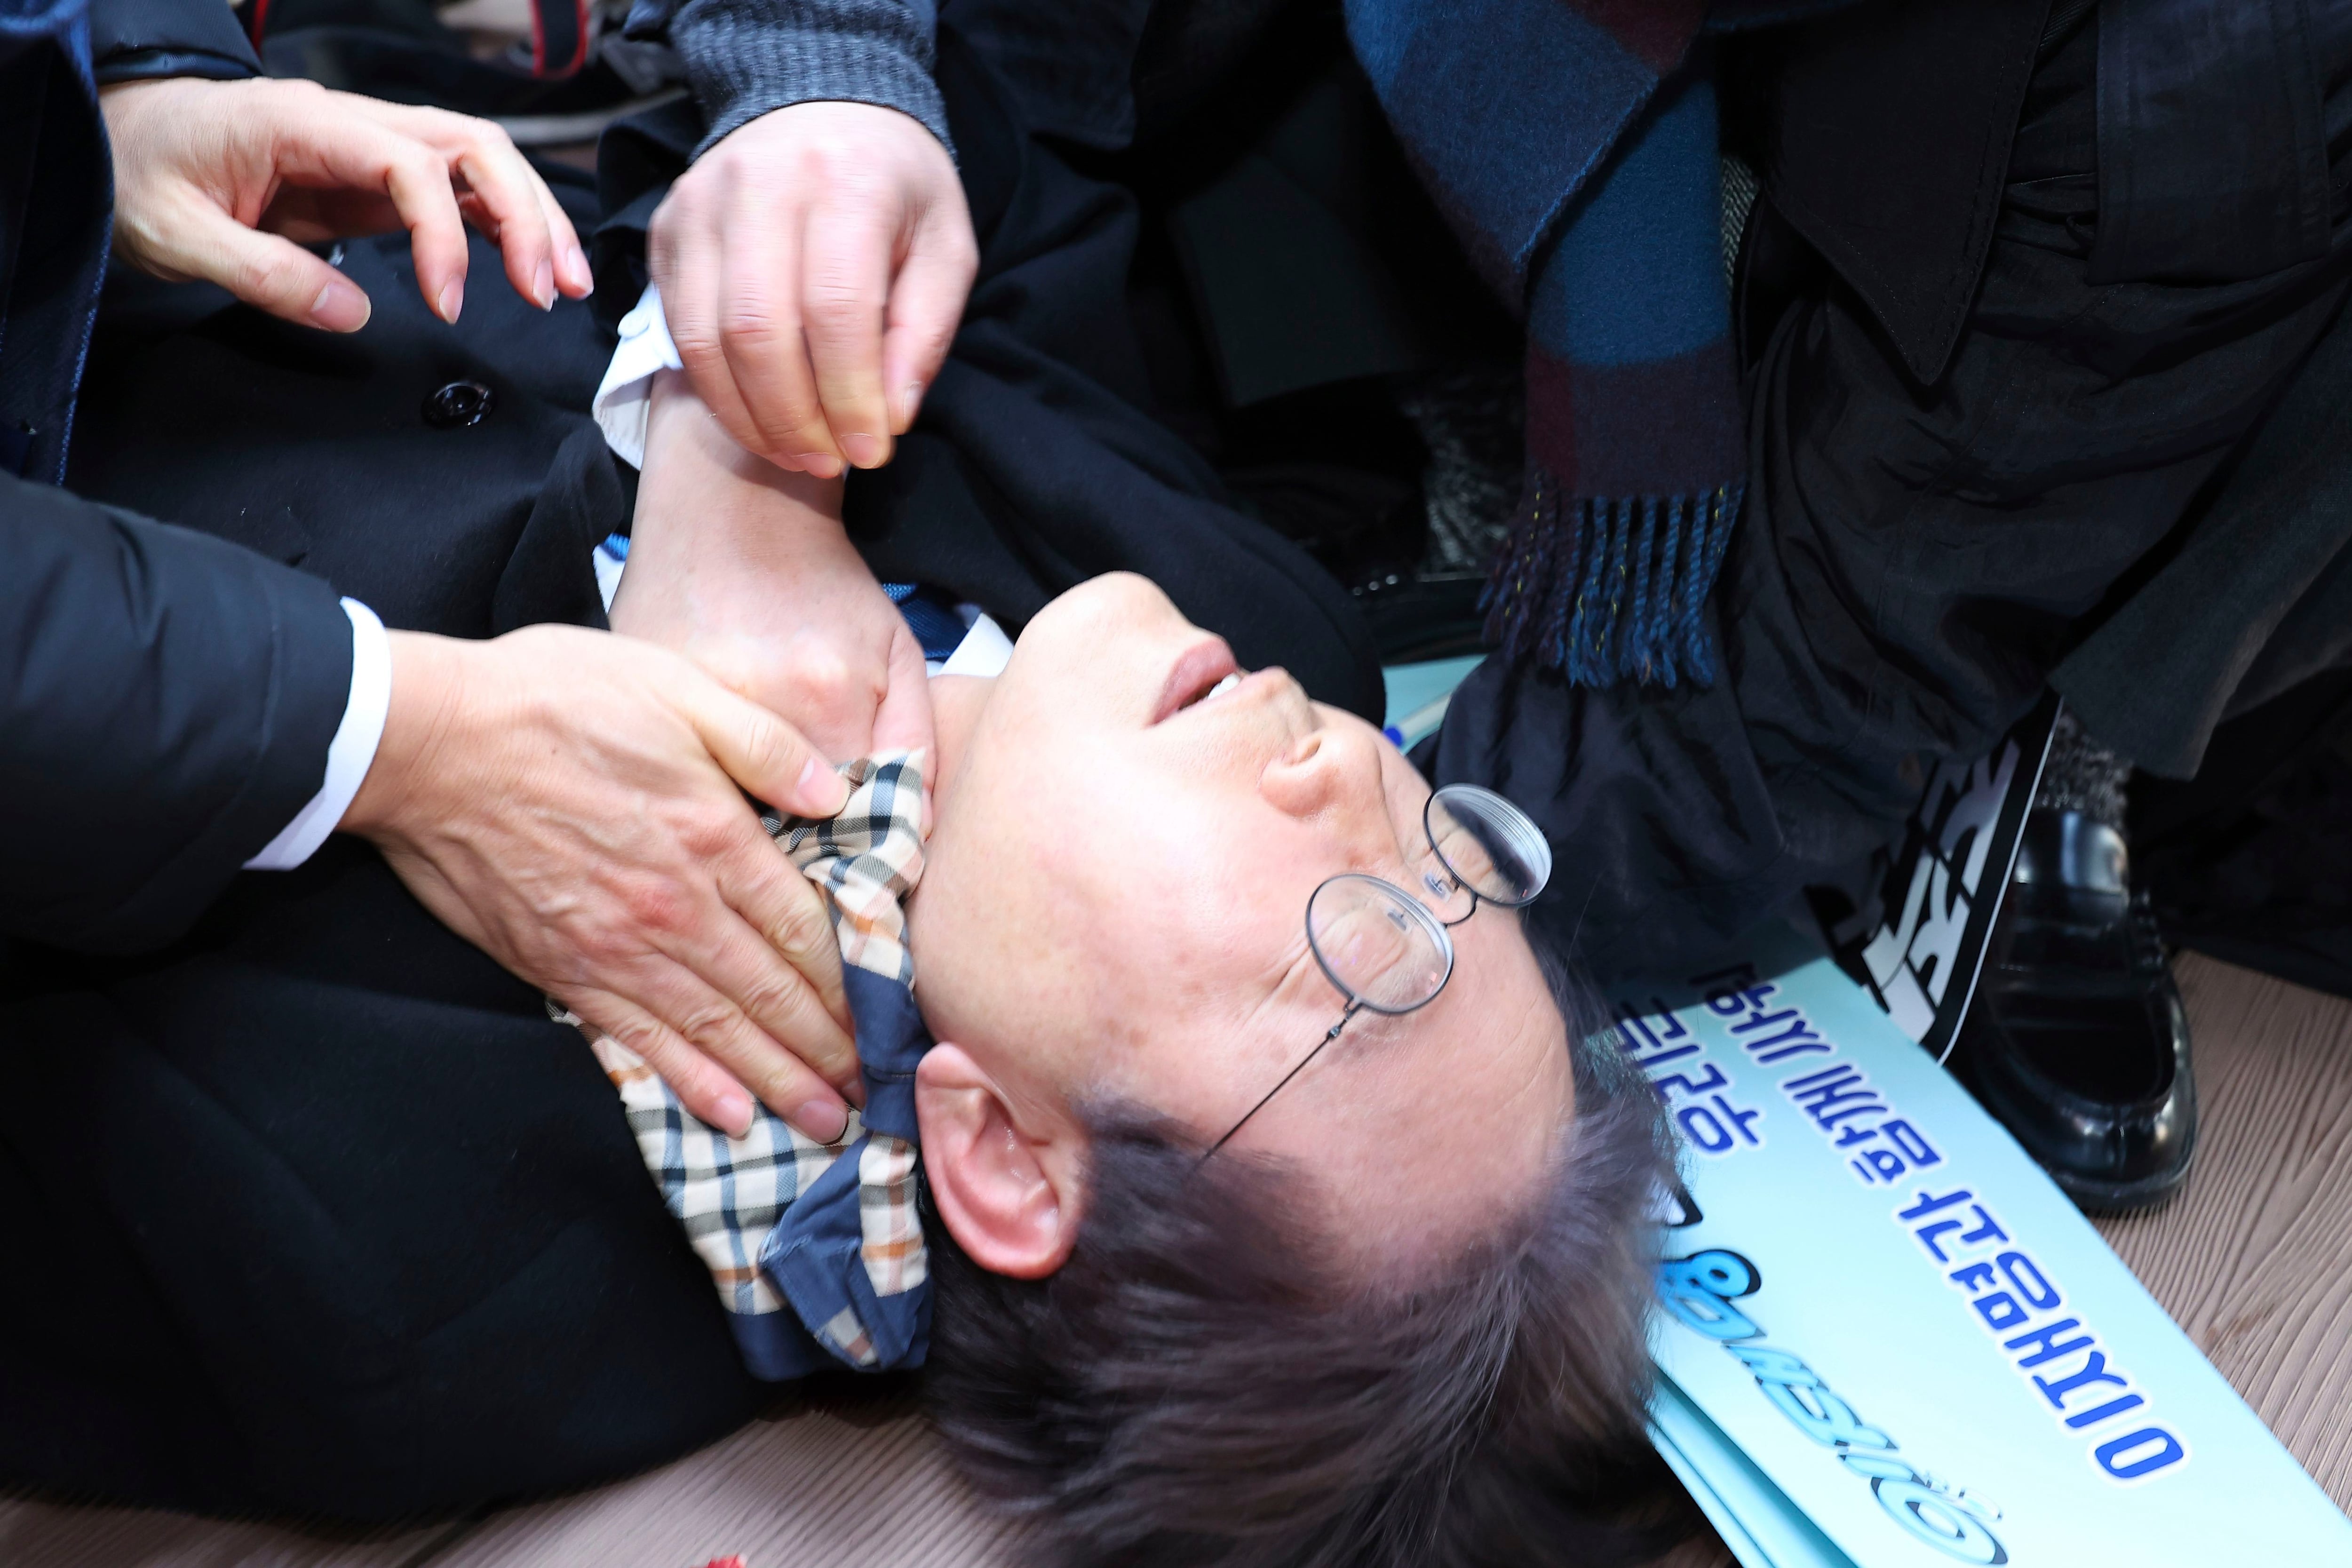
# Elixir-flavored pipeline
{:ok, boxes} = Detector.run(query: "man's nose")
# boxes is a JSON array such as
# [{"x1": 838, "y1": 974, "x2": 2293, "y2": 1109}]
[{"x1": 1258, "y1": 724, "x2": 1408, "y2": 866}]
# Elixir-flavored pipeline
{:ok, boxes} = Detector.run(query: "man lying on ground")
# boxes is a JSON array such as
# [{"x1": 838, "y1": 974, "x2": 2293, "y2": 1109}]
[
  {"x1": 10, "y1": 16, "x2": 1688, "y2": 1562},
  {"x1": 10, "y1": 309, "x2": 1687, "y2": 1568},
  {"x1": 604, "y1": 370, "x2": 1685, "y2": 1565}
]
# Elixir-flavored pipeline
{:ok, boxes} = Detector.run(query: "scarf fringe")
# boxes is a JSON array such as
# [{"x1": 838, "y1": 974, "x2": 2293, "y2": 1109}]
[{"x1": 1480, "y1": 471, "x2": 1744, "y2": 688}]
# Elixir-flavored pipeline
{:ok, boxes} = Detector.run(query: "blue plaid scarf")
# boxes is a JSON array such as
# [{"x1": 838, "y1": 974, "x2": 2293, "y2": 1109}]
[{"x1": 560, "y1": 752, "x2": 937, "y2": 1378}]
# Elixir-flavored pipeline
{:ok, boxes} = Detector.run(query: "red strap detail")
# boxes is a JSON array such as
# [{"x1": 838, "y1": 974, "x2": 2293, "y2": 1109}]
[
  {"x1": 529, "y1": 0, "x2": 594, "y2": 77},
  {"x1": 569, "y1": 0, "x2": 592, "y2": 73}
]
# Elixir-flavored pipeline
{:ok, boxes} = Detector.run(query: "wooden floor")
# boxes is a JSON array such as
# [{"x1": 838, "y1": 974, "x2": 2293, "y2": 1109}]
[{"x1": 9, "y1": 952, "x2": 2351, "y2": 1568}]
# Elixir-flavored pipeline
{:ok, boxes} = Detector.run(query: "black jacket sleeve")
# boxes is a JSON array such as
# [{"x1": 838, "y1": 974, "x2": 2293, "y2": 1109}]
[
  {"x1": 2, "y1": 471, "x2": 356, "y2": 954},
  {"x1": 88, "y1": 0, "x2": 262, "y2": 84}
]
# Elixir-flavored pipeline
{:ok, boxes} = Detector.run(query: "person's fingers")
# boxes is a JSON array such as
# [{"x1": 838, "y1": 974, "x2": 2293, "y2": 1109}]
[
  {"x1": 157, "y1": 198, "x2": 373, "y2": 330},
  {"x1": 570, "y1": 978, "x2": 850, "y2": 1144},
  {"x1": 671, "y1": 668, "x2": 853, "y2": 818},
  {"x1": 350, "y1": 97, "x2": 595, "y2": 304},
  {"x1": 619, "y1": 932, "x2": 855, "y2": 1140},
  {"x1": 713, "y1": 832, "x2": 856, "y2": 1046},
  {"x1": 564, "y1": 985, "x2": 762, "y2": 1135},
  {"x1": 665, "y1": 861, "x2": 863, "y2": 1105},
  {"x1": 871, "y1": 621, "x2": 938, "y2": 761},
  {"x1": 444, "y1": 123, "x2": 562, "y2": 309},
  {"x1": 652, "y1": 192, "x2": 768, "y2": 460},
  {"x1": 717, "y1": 197, "x2": 848, "y2": 477},
  {"x1": 881, "y1": 199, "x2": 977, "y2": 435},
  {"x1": 276, "y1": 111, "x2": 473, "y2": 321},
  {"x1": 800, "y1": 198, "x2": 897, "y2": 469},
  {"x1": 538, "y1": 179, "x2": 595, "y2": 299}
]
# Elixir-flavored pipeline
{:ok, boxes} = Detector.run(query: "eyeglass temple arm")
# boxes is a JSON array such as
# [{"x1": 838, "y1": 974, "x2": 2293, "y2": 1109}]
[{"x1": 1202, "y1": 1003, "x2": 1363, "y2": 1159}]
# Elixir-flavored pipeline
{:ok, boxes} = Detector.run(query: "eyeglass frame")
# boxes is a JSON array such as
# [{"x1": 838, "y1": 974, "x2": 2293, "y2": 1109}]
[{"x1": 1201, "y1": 785, "x2": 1550, "y2": 1158}]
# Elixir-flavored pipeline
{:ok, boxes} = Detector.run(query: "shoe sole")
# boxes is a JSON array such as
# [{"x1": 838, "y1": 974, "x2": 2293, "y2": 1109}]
[{"x1": 2052, "y1": 1153, "x2": 2195, "y2": 1216}]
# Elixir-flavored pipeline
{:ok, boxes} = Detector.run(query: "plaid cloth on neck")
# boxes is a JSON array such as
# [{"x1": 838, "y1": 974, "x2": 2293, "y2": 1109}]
[{"x1": 553, "y1": 751, "x2": 936, "y2": 1378}]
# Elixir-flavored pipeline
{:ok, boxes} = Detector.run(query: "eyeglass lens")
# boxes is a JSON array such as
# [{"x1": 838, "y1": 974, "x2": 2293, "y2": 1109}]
[
  {"x1": 1209, "y1": 788, "x2": 1552, "y2": 1159},
  {"x1": 1425, "y1": 785, "x2": 1553, "y2": 907},
  {"x1": 1307, "y1": 874, "x2": 1453, "y2": 1013}
]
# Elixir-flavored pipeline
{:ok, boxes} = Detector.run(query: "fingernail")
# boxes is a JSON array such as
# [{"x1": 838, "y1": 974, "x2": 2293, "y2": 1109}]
[
  {"x1": 532, "y1": 259, "x2": 555, "y2": 310},
  {"x1": 839, "y1": 432, "x2": 887, "y2": 469},
  {"x1": 309, "y1": 279, "x2": 371, "y2": 332},
  {"x1": 799, "y1": 756, "x2": 850, "y2": 815},
  {"x1": 572, "y1": 249, "x2": 595, "y2": 295},
  {"x1": 794, "y1": 452, "x2": 844, "y2": 479},
  {"x1": 898, "y1": 382, "x2": 926, "y2": 426},
  {"x1": 716, "y1": 1090, "x2": 755, "y2": 1140},
  {"x1": 790, "y1": 1097, "x2": 850, "y2": 1144},
  {"x1": 437, "y1": 279, "x2": 464, "y2": 323}
]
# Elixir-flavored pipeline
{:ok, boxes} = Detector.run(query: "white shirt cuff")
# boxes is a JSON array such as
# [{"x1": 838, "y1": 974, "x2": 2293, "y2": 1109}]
[
  {"x1": 594, "y1": 283, "x2": 686, "y2": 469},
  {"x1": 244, "y1": 598, "x2": 393, "y2": 871}
]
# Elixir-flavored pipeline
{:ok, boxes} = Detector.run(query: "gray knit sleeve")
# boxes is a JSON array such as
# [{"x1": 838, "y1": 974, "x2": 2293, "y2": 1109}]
[{"x1": 667, "y1": 0, "x2": 952, "y2": 159}]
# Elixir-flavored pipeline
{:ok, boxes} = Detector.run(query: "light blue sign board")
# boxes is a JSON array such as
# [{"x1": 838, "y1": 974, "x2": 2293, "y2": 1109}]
[
  {"x1": 1381, "y1": 654, "x2": 1484, "y2": 747},
  {"x1": 1654, "y1": 1376, "x2": 1853, "y2": 1568},
  {"x1": 1626, "y1": 922, "x2": 2352, "y2": 1567}
]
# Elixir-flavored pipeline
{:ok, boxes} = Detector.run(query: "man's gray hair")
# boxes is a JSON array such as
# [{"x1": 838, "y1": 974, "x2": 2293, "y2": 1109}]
[{"x1": 921, "y1": 948, "x2": 1696, "y2": 1566}]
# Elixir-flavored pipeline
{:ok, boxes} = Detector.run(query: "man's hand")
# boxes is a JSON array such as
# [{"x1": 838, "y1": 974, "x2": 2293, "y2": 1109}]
[
  {"x1": 341, "y1": 623, "x2": 862, "y2": 1141},
  {"x1": 649, "y1": 101, "x2": 977, "y2": 479},
  {"x1": 102, "y1": 76, "x2": 593, "y2": 333},
  {"x1": 611, "y1": 369, "x2": 936, "y2": 765}
]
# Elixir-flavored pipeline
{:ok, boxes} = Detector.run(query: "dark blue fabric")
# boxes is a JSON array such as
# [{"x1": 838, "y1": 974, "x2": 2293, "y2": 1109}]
[
  {"x1": 760, "y1": 1134, "x2": 932, "y2": 1369},
  {"x1": 2, "y1": 480, "x2": 357, "y2": 950},
  {"x1": 0, "y1": 0, "x2": 109, "y2": 484},
  {"x1": 882, "y1": 581, "x2": 970, "y2": 661},
  {"x1": 840, "y1": 962, "x2": 928, "y2": 1138},
  {"x1": 725, "y1": 1302, "x2": 832, "y2": 1381},
  {"x1": 87, "y1": 0, "x2": 261, "y2": 82},
  {"x1": 1344, "y1": 0, "x2": 1659, "y2": 292},
  {"x1": 1344, "y1": 0, "x2": 1752, "y2": 688},
  {"x1": 2090, "y1": 0, "x2": 2333, "y2": 285},
  {"x1": 0, "y1": 0, "x2": 357, "y2": 952},
  {"x1": 749, "y1": 928, "x2": 934, "y2": 1374},
  {"x1": 723, "y1": 942, "x2": 940, "y2": 1377}
]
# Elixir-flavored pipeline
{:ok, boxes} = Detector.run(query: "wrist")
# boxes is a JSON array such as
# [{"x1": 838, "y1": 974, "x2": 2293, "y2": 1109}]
[
  {"x1": 632, "y1": 368, "x2": 851, "y2": 565},
  {"x1": 340, "y1": 629, "x2": 465, "y2": 838}
]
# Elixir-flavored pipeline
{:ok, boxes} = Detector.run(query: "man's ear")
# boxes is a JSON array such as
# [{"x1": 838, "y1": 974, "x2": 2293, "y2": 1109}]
[{"x1": 916, "y1": 1043, "x2": 1082, "y2": 1279}]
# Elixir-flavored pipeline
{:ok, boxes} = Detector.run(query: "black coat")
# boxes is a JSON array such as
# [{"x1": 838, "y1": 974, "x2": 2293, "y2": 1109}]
[{"x1": 0, "y1": 0, "x2": 358, "y2": 955}]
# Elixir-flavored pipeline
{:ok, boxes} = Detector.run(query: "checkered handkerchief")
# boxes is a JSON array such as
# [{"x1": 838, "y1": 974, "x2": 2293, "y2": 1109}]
[{"x1": 556, "y1": 751, "x2": 936, "y2": 1378}]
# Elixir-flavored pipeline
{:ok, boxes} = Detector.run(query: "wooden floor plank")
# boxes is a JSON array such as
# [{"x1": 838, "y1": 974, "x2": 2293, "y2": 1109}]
[
  {"x1": 0, "y1": 1496, "x2": 467, "y2": 1568},
  {"x1": 416, "y1": 1391, "x2": 1025, "y2": 1568},
  {"x1": 2094, "y1": 953, "x2": 2352, "y2": 1508}
]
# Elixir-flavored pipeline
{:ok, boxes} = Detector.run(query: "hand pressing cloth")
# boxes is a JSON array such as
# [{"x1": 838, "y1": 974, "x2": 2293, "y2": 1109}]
[{"x1": 554, "y1": 751, "x2": 935, "y2": 1378}]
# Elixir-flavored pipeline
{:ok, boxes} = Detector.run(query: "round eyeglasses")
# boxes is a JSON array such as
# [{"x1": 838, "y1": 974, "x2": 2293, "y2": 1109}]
[{"x1": 1204, "y1": 784, "x2": 1553, "y2": 1157}]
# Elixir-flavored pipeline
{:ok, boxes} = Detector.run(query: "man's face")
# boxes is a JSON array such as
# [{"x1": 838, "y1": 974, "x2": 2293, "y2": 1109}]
[{"x1": 911, "y1": 575, "x2": 1573, "y2": 1276}]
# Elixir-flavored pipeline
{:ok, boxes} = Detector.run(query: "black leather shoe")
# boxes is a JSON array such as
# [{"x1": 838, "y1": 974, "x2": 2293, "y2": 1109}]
[{"x1": 1954, "y1": 809, "x2": 2197, "y2": 1212}]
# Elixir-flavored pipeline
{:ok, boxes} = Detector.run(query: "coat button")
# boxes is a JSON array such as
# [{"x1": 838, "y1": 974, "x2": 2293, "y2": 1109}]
[{"x1": 423, "y1": 380, "x2": 495, "y2": 429}]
